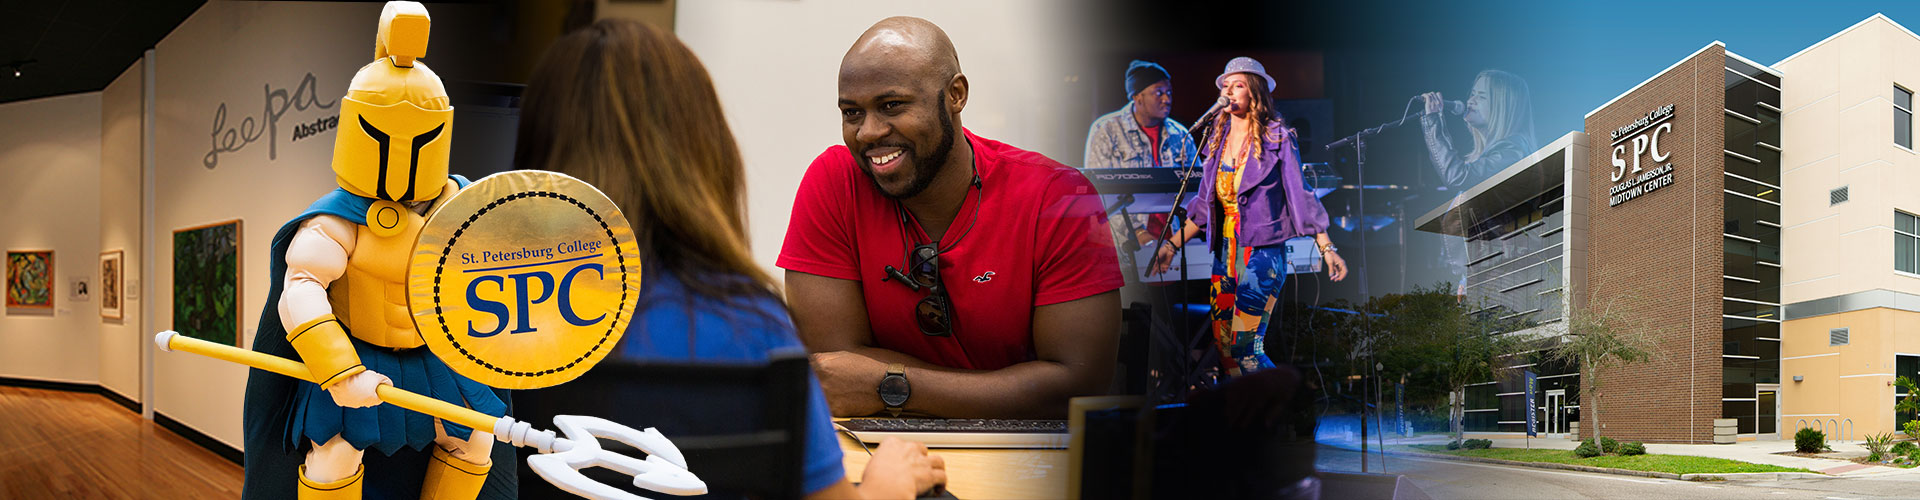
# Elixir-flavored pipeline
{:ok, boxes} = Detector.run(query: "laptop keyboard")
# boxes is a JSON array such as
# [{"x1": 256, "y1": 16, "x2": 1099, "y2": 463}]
[{"x1": 839, "y1": 418, "x2": 1068, "y2": 434}]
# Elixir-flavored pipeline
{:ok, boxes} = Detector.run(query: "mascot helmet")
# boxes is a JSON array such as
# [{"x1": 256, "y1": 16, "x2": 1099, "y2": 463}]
[{"x1": 331, "y1": 1, "x2": 453, "y2": 203}]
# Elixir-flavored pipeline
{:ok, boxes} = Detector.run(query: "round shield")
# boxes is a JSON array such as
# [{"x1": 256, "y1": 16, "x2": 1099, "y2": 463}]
[{"x1": 408, "y1": 170, "x2": 641, "y2": 389}]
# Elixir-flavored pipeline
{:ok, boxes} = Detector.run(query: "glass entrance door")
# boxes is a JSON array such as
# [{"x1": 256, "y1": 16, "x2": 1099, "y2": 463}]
[
  {"x1": 1545, "y1": 390, "x2": 1566, "y2": 435},
  {"x1": 1758, "y1": 387, "x2": 1778, "y2": 436}
]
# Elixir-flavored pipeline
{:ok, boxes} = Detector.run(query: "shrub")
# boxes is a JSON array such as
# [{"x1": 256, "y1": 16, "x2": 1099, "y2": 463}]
[
  {"x1": 1864, "y1": 432, "x2": 1897, "y2": 460},
  {"x1": 1573, "y1": 441, "x2": 1601, "y2": 458},
  {"x1": 1894, "y1": 441, "x2": 1916, "y2": 456},
  {"x1": 1870, "y1": 451, "x2": 1884, "y2": 463},
  {"x1": 1620, "y1": 441, "x2": 1646, "y2": 456},
  {"x1": 1598, "y1": 436, "x2": 1620, "y2": 453},
  {"x1": 1906, "y1": 420, "x2": 1920, "y2": 441},
  {"x1": 1795, "y1": 428, "x2": 1827, "y2": 453},
  {"x1": 1463, "y1": 439, "x2": 1492, "y2": 450},
  {"x1": 1447, "y1": 439, "x2": 1462, "y2": 450}
]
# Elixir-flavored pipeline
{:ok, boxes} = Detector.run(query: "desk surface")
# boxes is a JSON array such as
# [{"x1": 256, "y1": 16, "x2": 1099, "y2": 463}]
[{"x1": 837, "y1": 433, "x2": 1068, "y2": 499}]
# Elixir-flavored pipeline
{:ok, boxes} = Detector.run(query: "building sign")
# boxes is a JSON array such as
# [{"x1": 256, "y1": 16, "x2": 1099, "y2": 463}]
[{"x1": 1608, "y1": 104, "x2": 1678, "y2": 207}]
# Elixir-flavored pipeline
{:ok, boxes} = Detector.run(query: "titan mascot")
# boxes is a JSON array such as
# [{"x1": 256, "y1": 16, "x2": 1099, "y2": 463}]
[{"x1": 241, "y1": 3, "x2": 514, "y2": 499}]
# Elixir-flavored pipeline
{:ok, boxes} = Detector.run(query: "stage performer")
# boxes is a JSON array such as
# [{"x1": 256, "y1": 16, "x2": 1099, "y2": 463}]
[
  {"x1": 1419, "y1": 70, "x2": 1537, "y2": 294},
  {"x1": 1084, "y1": 59, "x2": 1199, "y2": 276},
  {"x1": 239, "y1": 3, "x2": 514, "y2": 499},
  {"x1": 1419, "y1": 69, "x2": 1537, "y2": 189},
  {"x1": 1149, "y1": 57, "x2": 1347, "y2": 377}
]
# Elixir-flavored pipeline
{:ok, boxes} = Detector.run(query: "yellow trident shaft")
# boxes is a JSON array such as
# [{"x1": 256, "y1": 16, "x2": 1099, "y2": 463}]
[{"x1": 154, "y1": 331, "x2": 498, "y2": 433}]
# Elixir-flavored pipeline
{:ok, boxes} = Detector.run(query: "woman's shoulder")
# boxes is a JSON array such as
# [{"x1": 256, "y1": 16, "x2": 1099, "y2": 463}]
[
  {"x1": 1262, "y1": 119, "x2": 1297, "y2": 148},
  {"x1": 638, "y1": 269, "x2": 791, "y2": 329}
]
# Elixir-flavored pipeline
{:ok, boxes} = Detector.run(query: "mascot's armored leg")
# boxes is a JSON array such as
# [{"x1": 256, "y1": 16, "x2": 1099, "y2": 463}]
[
  {"x1": 300, "y1": 436, "x2": 368, "y2": 499},
  {"x1": 421, "y1": 422, "x2": 494, "y2": 500}
]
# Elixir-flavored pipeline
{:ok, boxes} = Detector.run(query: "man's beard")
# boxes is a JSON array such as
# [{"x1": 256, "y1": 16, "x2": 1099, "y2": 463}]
[{"x1": 868, "y1": 91, "x2": 957, "y2": 200}]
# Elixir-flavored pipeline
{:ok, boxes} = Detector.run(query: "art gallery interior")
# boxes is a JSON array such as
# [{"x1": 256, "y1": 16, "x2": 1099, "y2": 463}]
[{"x1": 0, "y1": 1, "x2": 1095, "y2": 496}]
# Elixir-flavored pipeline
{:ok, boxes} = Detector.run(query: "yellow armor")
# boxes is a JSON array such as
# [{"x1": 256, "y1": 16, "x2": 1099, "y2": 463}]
[
  {"x1": 329, "y1": 178, "x2": 459, "y2": 349},
  {"x1": 331, "y1": 1, "x2": 452, "y2": 205}
]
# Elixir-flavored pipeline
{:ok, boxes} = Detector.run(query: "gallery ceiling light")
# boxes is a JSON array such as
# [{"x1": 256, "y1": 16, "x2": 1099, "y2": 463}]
[{"x1": 6, "y1": 60, "x2": 36, "y2": 78}]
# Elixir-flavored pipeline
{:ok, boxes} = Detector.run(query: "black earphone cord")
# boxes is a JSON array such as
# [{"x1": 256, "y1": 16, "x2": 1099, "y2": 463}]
[{"x1": 895, "y1": 173, "x2": 984, "y2": 255}]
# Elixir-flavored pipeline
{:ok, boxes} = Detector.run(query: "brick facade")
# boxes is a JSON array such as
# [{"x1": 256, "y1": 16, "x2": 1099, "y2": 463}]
[{"x1": 1581, "y1": 47, "x2": 1727, "y2": 443}]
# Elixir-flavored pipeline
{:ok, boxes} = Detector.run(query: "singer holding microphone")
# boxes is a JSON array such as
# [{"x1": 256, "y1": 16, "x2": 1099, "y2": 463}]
[
  {"x1": 1148, "y1": 57, "x2": 1345, "y2": 377},
  {"x1": 1419, "y1": 69, "x2": 1537, "y2": 188}
]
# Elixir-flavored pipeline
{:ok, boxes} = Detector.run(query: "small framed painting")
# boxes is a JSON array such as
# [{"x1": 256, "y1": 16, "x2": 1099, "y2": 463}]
[
  {"x1": 173, "y1": 220, "x2": 243, "y2": 347},
  {"x1": 101, "y1": 250, "x2": 124, "y2": 320},
  {"x1": 6, "y1": 250, "x2": 53, "y2": 309}
]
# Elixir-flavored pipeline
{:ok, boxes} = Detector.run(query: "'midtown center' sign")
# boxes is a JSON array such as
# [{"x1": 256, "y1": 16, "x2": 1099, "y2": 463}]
[{"x1": 1608, "y1": 104, "x2": 1677, "y2": 207}]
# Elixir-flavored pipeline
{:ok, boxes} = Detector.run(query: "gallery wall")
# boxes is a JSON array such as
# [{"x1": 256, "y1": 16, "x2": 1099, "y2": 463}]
[
  {"x1": 673, "y1": 0, "x2": 1104, "y2": 278},
  {"x1": 99, "y1": 60, "x2": 144, "y2": 403},
  {"x1": 147, "y1": 1, "x2": 507, "y2": 448},
  {"x1": 0, "y1": 93, "x2": 103, "y2": 385}
]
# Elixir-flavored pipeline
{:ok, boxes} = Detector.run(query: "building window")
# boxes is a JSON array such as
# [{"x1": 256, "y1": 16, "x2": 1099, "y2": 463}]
[
  {"x1": 1897, "y1": 86, "x2": 1913, "y2": 149},
  {"x1": 1899, "y1": 211, "x2": 1920, "y2": 273},
  {"x1": 1899, "y1": 355, "x2": 1919, "y2": 431}
]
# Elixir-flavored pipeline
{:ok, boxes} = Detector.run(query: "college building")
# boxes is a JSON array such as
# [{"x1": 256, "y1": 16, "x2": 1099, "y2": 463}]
[{"x1": 1420, "y1": 14, "x2": 1920, "y2": 443}]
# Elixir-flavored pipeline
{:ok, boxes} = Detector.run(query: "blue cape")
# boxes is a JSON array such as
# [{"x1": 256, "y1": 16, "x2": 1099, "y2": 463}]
[{"x1": 239, "y1": 178, "x2": 519, "y2": 499}]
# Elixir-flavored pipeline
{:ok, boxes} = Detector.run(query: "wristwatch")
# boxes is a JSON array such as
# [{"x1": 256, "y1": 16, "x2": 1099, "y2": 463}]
[{"x1": 878, "y1": 363, "x2": 910, "y2": 416}]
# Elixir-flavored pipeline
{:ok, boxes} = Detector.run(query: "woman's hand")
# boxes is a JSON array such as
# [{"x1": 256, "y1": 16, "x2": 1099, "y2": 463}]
[
  {"x1": 1323, "y1": 249, "x2": 1347, "y2": 282},
  {"x1": 1147, "y1": 241, "x2": 1180, "y2": 275},
  {"x1": 856, "y1": 438, "x2": 947, "y2": 499},
  {"x1": 1422, "y1": 92, "x2": 1445, "y2": 115}
]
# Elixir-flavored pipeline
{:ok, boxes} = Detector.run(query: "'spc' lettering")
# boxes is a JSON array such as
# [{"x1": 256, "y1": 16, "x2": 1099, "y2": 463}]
[{"x1": 465, "y1": 263, "x2": 607, "y2": 338}]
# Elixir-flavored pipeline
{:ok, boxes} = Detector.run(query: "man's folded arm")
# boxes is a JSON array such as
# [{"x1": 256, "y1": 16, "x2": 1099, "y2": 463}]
[{"x1": 787, "y1": 271, "x2": 1119, "y2": 418}]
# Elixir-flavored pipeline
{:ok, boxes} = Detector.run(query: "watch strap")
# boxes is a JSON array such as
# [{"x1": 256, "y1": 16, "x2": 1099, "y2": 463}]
[{"x1": 884, "y1": 363, "x2": 907, "y2": 416}]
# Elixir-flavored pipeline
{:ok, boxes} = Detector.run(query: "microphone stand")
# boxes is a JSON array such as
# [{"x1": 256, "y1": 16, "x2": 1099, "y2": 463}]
[
  {"x1": 1147, "y1": 113, "x2": 1210, "y2": 399},
  {"x1": 1324, "y1": 101, "x2": 1433, "y2": 300}
]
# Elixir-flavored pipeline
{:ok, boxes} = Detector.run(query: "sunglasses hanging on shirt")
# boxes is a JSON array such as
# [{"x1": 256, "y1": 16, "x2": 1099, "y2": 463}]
[{"x1": 882, "y1": 173, "x2": 983, "y2": 338}]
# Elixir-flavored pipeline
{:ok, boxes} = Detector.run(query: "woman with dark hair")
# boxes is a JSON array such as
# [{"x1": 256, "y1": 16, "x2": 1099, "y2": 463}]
[
  {"x1": 515, "y1": 19, "x2": 943, "y2": 499},
  {"x1": 1149, "y1": 57, "x2": 1346, "y2": 377}
]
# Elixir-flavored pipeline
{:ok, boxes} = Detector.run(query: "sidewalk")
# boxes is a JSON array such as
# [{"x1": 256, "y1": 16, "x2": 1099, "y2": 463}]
[
  {"x1": 1325, "y1": 432, "x2": 1920, "y2": 479},
  {"x1": 1465, "y1": 435, "x2": 1915, "y2": 477}
]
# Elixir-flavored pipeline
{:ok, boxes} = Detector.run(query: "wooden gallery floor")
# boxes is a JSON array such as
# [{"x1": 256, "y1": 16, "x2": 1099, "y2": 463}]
[{"x1": 0, "y1": 386, "x2": 243, "y2": 499}]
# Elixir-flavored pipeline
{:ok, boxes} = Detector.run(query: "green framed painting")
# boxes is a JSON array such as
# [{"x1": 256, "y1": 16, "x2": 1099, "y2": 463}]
[
  {"x1": 173, "y1": 220, "x2": 243, "y2": 347},
  {"x1": 6, "y1": 250, "x2": 53, "y2": 309}
]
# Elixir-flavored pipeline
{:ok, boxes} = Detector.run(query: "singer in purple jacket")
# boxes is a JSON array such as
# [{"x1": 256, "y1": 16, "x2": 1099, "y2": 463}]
[{"x1": 1149, "y1": 57, "x2": 1346, "y2": 376}]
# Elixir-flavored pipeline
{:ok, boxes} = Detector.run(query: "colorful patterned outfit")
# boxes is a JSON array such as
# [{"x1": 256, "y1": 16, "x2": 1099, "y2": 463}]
[{"x1": 1183, "y1": 121, "x2": 1330, "y2": 376}]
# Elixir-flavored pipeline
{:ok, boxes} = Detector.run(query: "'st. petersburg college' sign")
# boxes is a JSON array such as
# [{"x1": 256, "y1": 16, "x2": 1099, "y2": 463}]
[{"x1": 1608, "y1": 104, "x2": 1677, "y2": 207}]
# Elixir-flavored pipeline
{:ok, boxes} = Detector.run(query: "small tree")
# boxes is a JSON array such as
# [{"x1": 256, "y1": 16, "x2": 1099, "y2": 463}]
[
  {"x1": 1373, "y1": 283, "x2": 1534, "y2": 441},
  {"x1": 1548, "y1": 295, "x2": 1655, "y2": 448},
  {"x1": 1896, "y1": 377, "x2": 1920, "y2": 437}
]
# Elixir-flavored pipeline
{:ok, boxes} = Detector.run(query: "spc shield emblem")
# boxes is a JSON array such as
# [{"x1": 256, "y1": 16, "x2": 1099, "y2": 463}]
[{"x1": 409, "y1": 170, "x2": 640, "y2": 389}]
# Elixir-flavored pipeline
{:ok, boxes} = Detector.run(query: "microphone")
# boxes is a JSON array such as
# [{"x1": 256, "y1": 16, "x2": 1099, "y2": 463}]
[
  {"x1": 1195, "y1": 96, "x2": 1230, "y2": 125},
  {"x1": 1427, "y1": 98, "x2": 1465, "y2": 116},
  {"x1": 1190, "y1": 96, "x2": 1231, "y2": 137},
  {"x1": 1325, "y1": 96, "x2": 1465, "y2": 151}
]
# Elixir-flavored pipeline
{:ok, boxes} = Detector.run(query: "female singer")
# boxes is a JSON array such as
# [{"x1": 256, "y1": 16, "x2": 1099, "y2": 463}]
[
  {"x1": 1420, "y1": 69, "x2": 1537, "y2": 189},
  {"x1": 1149, "y1": 57, "x2": 1346, "y2": 377},
  {"x1": 1419, "y1": 70, "x2": 1537, "y2": 294}
]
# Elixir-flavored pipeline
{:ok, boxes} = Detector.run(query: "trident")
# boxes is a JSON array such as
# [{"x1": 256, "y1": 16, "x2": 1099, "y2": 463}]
[{"x1": 154, "y1": 331, "x2": 707, "y2": 500}]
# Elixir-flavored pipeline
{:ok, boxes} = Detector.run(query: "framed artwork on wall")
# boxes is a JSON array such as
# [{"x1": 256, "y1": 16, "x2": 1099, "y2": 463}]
[
  {"x1": 6, "y1": 250, "x2": 53, "y2": 309},
  {"x1": 173, "y1": 220, "x2": 243, "y2": 347},
  {"x1": 101, "y1": 250, "x2": 124, "y2": 320}
]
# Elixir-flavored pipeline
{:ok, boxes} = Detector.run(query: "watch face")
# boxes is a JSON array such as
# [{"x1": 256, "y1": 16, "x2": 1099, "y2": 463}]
[{"x1": 878, "y1": 374, "x2": 910, "y2": 407}]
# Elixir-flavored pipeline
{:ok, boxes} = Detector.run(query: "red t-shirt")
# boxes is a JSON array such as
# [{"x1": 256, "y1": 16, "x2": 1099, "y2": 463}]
[
  {"x1": 778, "y1": 129, "x2": 1124, "y2": 370},
  {"x1": 1140, "y1": 123, "x2": 1163, "y2": 167}
]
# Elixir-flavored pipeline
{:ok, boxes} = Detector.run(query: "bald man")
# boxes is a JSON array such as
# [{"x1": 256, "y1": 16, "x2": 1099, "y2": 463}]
[{"x1": 779, "y1": 17, "x2": 1125, "y2": 419}]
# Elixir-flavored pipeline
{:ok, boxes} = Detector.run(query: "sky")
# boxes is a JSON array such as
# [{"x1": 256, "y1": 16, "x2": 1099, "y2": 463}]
[{"x1": 1453, "y1": 2, "x2": 1920, "y2": 137}]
